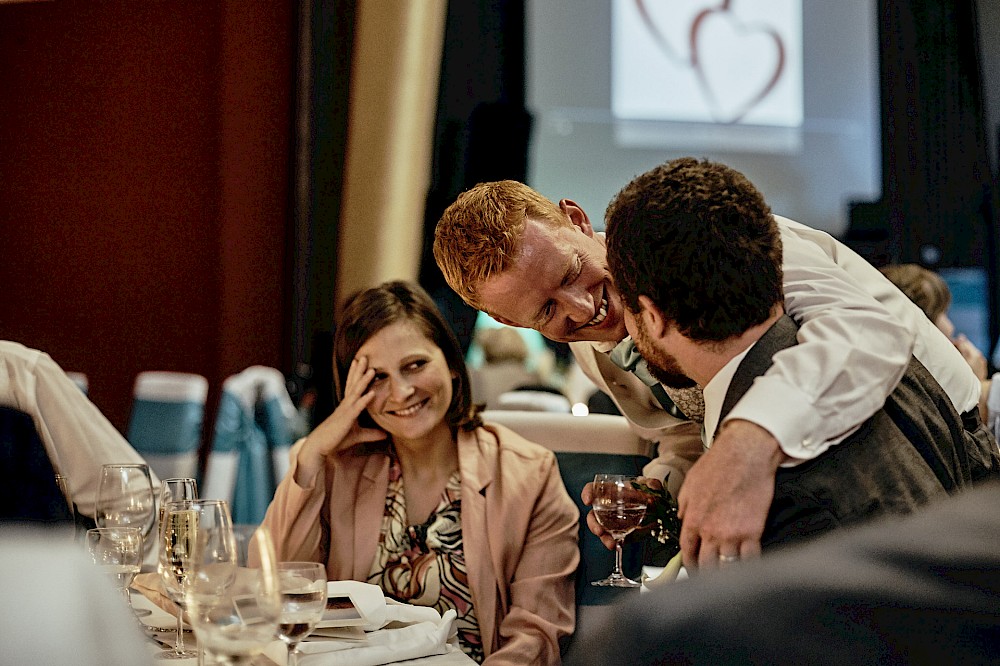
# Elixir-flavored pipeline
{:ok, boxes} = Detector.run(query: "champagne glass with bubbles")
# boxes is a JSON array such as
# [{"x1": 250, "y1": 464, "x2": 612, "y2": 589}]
[
  {"x1": 591, "y1": 474, "x2": 647, "y2": 588},
  {"x1": 276, "y1": 562, "x2": 327, "y2": 666},
  {"x1": 158, "y1": 498, "x2": 231, "y2": 659}
]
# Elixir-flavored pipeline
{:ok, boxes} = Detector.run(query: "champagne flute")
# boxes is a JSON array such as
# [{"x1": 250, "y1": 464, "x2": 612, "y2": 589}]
[
  {"x1": 187, "y1": 525, "x2": 281, "y2": 666},
  {"x1": 158, "y1": 499, "x2": 232, "y2": 659},
  {"x1": 86, "y1": 527, "x2": 143, "y2": 609},
  {"x1": 276, "y1": 562, "x2": 327, "y2": 666},
  {"x1": 591, "y1": 474, "x2": 647, "y2": 588},
  {"x1": 54, "y1": 472, "x2": 76, "y2": 535},
  {"x1": 158, "y1": 478, "x2": 198, "y2": 537}
]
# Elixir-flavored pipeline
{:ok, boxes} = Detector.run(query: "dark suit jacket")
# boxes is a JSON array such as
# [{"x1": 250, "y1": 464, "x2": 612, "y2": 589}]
[
  {"x1": 566, "y1": 480, "x2": 1000, "y2": 666},
  {"x1": 716, "y1": 315, "x2": 997, "y2": 549}
]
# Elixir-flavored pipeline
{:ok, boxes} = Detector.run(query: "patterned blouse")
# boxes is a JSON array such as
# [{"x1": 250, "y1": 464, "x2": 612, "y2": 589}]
[{"x1": 366, "y1": 454, "x2": 485, "y2": 663}]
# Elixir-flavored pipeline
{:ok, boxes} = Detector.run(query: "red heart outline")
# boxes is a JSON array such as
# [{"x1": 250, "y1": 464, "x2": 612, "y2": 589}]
[
  {"x1": 634, "y1": 0, "x2": 728, "y2": 66},
  {"x1": 689, "y1": 4, "x2": 786, "y2": 124}
]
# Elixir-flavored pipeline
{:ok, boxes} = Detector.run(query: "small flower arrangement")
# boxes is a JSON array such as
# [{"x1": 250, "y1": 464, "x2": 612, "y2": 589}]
[{"x1": 631, "y1": 477, "x2": 681, "y2": 565}]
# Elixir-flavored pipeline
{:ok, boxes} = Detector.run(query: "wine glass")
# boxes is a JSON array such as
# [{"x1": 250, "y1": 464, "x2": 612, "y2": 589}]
[
  {"x1": 276, "y1": 562, "x2": 327, "y2": 666},
  {"x1": 157, "y1": 478, "x2": 198, "y2": 536},
  {"x1": 158, "y1": 498, "x2": 233, "y2": 659},
  {"x1": 96, "y1": 463, "x2": 156, "y2": 540},
  {"x1": 186, "y1": 525, "x2": 281, "y2": 666},
  {"x1": 86, "y1": 527, "x2": 143, "y2": 609},
  {"x1": 590, "y1": 474, "x2": 647, "y2": 588}
]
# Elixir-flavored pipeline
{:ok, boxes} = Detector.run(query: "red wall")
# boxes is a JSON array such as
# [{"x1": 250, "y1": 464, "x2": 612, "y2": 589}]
[{"x1": 0, "y1": 1, "x2": 294, "y2": 433}]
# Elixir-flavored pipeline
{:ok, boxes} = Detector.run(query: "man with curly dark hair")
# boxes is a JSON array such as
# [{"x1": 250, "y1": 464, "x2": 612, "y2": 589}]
[
  {"x1": 433, "y1": 160, "x2": 987, "y2": 570},
  {"x1": 605, "y1": 158, "x2": 998, "y2": 561}
]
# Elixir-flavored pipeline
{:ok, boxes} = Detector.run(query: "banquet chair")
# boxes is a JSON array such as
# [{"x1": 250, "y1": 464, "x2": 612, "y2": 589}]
[
  {"x1": 126, "y1": 371, "x2": 208, "y2": 481},
  {"x1": 65, "y1": 371, "x2": 89, "y2": 395},
  {"x1": 494, "y1": 388, "x2": 573, "y2": 413},
  {"x1": 481, "y1": 410, "x2": 654, "y2": 638},
  {"x1": 203, "y1": 366, "x2": 297, "y2": 525}
]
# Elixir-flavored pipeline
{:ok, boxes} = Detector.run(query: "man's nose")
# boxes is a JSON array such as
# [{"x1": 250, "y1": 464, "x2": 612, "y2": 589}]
[{"x1": 559, "y1": 290, "x2": 593, "y2": 323}]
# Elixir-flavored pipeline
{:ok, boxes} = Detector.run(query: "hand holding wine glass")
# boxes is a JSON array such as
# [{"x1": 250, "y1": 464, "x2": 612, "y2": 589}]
[
  {"x1": 276, "y1": 562, "x2": 327, "y2": 666},
  {"x1": 591, "y1": 474, "x2": 647, "y2": 588}
]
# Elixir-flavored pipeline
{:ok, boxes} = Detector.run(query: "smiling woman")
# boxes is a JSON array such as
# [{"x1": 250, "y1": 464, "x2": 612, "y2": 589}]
[{"x1": 257, "y1": 280, "x2": 580, "y2": 665}]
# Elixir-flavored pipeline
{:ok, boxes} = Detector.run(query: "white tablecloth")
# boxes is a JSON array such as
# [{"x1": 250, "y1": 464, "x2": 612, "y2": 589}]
[{"x1": 133, "y1": 591, "x2": 476, "y2": 666}]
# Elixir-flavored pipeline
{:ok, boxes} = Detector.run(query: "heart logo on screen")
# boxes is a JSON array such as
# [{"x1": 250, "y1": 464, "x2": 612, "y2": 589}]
[
  {"x1": 633, "y1": 0, "x2": 786, "y2": 124},
  {"x1": 689, "y1": 6, "x2": 785, "y2": 123},
  {"x1": 633, "y1": 0, "x2": 725, "y2": 66}
]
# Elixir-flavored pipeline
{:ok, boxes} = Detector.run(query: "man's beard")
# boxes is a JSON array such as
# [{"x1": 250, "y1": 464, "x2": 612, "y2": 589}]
[{"x1": 631, "y1": 318, "x2": 697, "y2": 389}]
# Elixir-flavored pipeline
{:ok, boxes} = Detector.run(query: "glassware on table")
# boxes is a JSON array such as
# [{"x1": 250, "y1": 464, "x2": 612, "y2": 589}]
[
  {"x1": 157, "y1": 478, "x2": 198, "y2": 536},
  {"x1": 86, "y1": 526, "x2": 143, "y2": 609},
  {"x1": 590, "y1": 474, "x2": 647, "y2": 588},
  {"x1": 276, "y1": 562, "x2": 327, "y2": 666},
  {"x1": 158, "y1": 498, "x2": 233, "y2": 659},
  {"x1": 96, "y1": 463, "x2": 156, "y2": 539},
  {"x1": 186, "y1": 525, "x2": 281, "y2": 666}
]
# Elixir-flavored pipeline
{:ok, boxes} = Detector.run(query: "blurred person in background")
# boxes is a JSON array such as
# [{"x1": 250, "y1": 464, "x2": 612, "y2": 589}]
[
  {"x1": 879, "y1": 263, "x2": 995, "y2": 423},
  {"x1": 469, "y1": 326, "x2": 543, "y2": 409}
]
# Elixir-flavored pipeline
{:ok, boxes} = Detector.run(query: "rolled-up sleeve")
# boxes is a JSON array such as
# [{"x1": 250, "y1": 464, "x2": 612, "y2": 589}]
[{"x1": 725, "y1": 220, "x2": 915, "y2": 462}]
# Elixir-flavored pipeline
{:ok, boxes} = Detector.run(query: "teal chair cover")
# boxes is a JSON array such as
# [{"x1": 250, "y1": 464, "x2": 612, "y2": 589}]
[
  {"x1": 204, "y1": 367, "x2": 295, "y2": 525},
  {"x1": 126, "y1": 371, "x2": 207, "y2": 481}
]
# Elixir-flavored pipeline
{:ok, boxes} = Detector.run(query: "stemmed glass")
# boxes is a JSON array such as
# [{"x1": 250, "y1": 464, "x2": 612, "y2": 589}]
[
  {"x1": 276, "y1": 562, "x2": 327, "y2": 666},
  {"x1": 96, "y1": 463, "x2": 156, "y2": 541},
  {"x1": 86, "y1": 526, "x2": 143, "y2": 608},
  {"x1": 158, "y1": 498, "x2": 232, "y2": 659},
  {"x1": 157, "y1": 478, "x2": 198, "y2": 536},
  {"x1": 590, "y1": 474, "x2": 647, "y2": 588},
  {"x1": 186, "y1": 525, "x2": 281, "y2": 666}
]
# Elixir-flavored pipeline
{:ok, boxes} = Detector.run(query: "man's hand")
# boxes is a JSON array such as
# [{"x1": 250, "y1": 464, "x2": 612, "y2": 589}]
[
  {"x1": 582, "y1": 476, "x2": 665, "y2": 551},
  {"x1": 677, "y1": 420, "x2": 786, "y2": 570}
]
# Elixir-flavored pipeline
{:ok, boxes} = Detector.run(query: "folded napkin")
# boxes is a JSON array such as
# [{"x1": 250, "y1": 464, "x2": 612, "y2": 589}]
[
  {"x1": 297, "y1": 608, "x2": 458, "y2": 666},
  {"x1": 132, "y1": 571, "x2": 182, "y2": 620}
]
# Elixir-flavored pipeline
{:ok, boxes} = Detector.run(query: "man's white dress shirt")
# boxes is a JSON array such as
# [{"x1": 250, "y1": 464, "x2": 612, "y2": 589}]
[
  {"x1": 0, "y1": 340, "x2": 158, "y2": 518},
  {"x1": 572, "y1": 216, "x2": 981, "y2": 486}
]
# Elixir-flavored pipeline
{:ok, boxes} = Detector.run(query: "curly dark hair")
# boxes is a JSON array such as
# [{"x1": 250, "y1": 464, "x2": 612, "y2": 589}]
[
  {"x1": 334, "y1": 280, "x2": 482, "y2": 432},
  {"x1": 605, "y1": 158, "x2": 784, "y2": 342}
]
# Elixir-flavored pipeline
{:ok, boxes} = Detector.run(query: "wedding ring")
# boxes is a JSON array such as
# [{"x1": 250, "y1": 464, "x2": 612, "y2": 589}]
[{"x1": 718, "y1": 554, "x2": 739, "y2": 563}]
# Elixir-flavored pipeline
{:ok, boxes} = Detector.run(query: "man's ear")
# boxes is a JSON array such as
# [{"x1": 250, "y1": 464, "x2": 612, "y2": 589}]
[
  {"x1": 636, "y1": 295, "x2": 668, "y2": 338},
  {"x1": 559, "y1": 199, "x2": 594, "y2": 237}
]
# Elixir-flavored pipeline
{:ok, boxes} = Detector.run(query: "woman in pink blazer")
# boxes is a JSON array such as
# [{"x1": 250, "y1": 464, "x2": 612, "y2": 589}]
[{"x1": 259, "y1": 281, "x2": 579, "y2": 664}]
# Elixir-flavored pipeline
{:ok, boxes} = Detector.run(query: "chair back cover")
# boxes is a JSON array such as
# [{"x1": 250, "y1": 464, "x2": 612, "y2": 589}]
[
  {"x1": 495, "y1": 389, "x2": 573, "y2": 413},
  {"x1": 126, "y1": 371, "x2": 208, "y2": 480},
  {"x1": 204, "y1": 366, "x2": 296, "y2": 525},
  {"x1": 481, "y1": 410, "x2": 652, "y2": 638}
]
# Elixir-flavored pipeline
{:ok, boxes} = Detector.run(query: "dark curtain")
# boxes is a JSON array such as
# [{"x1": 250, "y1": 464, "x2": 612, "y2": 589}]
[
  {"x1": 291, "y1": 0, "x2": 356, "y2": 428},
  {"x1": 419, "y1": 0, "x2": 531, "y2": 356},
  {"x1": 875, "y1": 0, "x2": 999, "y2": 348}
]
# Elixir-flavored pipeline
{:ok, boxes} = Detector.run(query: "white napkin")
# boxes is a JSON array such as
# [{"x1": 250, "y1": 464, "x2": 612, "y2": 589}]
[{"x1": 297, "y1": 608, "x2": 457, "y2": 666}]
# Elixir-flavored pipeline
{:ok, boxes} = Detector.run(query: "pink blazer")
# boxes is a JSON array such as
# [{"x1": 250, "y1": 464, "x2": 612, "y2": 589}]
[{"x1": 259, "y1": 423, "x2": 580, "y2": 665}]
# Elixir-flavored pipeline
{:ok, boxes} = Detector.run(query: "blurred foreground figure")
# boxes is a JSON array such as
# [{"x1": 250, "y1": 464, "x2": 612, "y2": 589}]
[
  {"x1": 0, "y1": 527, "x2": 152, "y2": 665},
  {"x1": 566, "y1": 481, "x2": 1000, "y2": 666}
]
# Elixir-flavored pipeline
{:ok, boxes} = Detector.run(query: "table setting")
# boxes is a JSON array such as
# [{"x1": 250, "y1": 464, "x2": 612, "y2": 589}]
[{"x1": 101, "y1": 470, "x2": 476, "y2": 666}]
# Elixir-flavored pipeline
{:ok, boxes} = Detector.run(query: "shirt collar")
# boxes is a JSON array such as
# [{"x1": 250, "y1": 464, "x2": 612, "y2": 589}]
[{"x1": 701, "y1": 345, "x2": 753, "y2": 448}]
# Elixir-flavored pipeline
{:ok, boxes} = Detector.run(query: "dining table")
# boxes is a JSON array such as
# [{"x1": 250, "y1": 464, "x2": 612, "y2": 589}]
[{"x1": 133, "y1": 589, "x2": 477, "y2": 666}]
